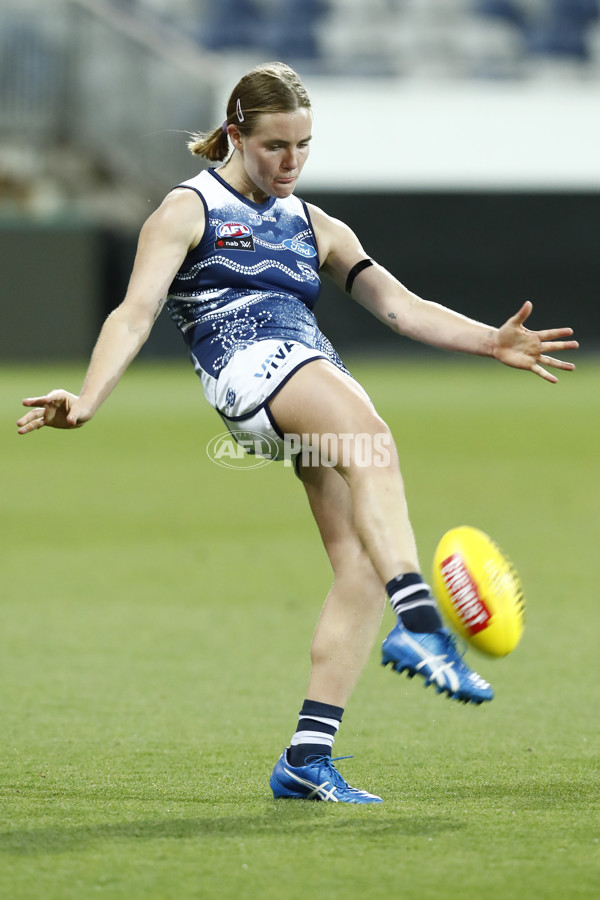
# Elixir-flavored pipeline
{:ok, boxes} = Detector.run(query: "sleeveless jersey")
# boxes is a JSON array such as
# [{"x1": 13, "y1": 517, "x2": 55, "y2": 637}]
[{"x1": 167, "y1": 167, "x2": 343, "y2": 380}]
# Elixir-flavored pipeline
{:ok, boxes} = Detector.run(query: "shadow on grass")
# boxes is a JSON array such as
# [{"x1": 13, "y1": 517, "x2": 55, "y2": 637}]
[{"x1": 0, "y1": 805, "x2": 462, "y2": 856}]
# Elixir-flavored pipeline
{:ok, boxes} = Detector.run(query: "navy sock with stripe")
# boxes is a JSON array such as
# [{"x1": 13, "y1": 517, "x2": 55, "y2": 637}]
[
  {"x1": 287, "y1": 699, "x2": 343, "y2": 768},
  {"x1": 386, "y1": 572, "x2": 443, "y2": 632}
]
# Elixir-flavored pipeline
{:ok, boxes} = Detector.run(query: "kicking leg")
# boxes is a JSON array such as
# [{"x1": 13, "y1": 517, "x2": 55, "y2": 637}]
[{"x1": 270, "y1": 359, "x2": 494, "y2": 706}]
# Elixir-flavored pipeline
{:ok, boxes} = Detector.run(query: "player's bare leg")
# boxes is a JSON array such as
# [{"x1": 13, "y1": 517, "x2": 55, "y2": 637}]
[
  {"x1": 269, "y1": 358, "x2": 420, "y2": 584},
  {"x1": 269, "y1": 458, "x2": 386, "y2": 804},
  {"x1": 300, "y1": 460, "x2": 386, "y2": 708}
]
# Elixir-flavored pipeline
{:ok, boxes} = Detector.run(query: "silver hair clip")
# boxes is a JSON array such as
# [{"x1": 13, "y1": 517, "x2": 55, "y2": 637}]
[{"x1": 236, "y1": 98, "x2": 244, "y2": 123}]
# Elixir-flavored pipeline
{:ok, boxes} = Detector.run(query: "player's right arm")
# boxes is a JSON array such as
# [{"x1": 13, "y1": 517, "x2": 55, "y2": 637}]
[{"x1": 17, "y1": 189, "x2": 204, "y2": 435}]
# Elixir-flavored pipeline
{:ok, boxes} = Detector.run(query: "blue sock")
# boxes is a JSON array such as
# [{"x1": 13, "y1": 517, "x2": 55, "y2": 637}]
[{"x1": 386, "y1": 572, "x2": 443, "y2": 632}]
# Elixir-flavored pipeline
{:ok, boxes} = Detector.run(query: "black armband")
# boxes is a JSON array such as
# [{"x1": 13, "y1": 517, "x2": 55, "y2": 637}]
[{"x1": 345, "y1": 258, "x2": 374, "y2": 294}]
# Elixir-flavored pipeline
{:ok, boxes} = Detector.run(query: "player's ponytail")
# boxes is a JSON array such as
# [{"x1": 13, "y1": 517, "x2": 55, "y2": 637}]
[
  {"x1": 187, "y1": 125, "x2": 229, "y2": 161},
  {"x1": 188, "y1": 61, "x2": 311, "y2": 162}
]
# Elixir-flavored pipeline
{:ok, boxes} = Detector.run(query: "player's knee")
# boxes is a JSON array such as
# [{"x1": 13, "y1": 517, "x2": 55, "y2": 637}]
[{"x1": 328, "y1": 417, "x2": 396, "y2": 477}]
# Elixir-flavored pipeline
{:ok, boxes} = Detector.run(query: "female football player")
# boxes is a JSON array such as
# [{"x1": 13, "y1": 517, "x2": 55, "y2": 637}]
[{"x1": 17, "y1": 62, "x2": 577, "y2": 803}]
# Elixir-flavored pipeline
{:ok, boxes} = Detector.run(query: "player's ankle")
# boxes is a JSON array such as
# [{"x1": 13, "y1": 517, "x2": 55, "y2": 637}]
[{"x1": 386, "y1": 572, "x2": 443, "y2": 632}]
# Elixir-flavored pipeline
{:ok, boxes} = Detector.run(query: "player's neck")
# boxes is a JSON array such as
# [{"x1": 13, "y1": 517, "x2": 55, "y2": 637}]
[{"x1": 218, "y1": 155, "x2": 269, "y2": 205}]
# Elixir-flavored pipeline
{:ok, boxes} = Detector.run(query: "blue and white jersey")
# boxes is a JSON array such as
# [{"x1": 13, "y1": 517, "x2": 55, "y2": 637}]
[{"x1": 167, "y1": 167, "x2": 340, "y2": 379}]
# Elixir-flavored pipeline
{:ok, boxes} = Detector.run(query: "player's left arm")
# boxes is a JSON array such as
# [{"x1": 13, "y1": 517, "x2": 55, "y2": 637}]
[{"x1": 308, "y1": 204, "x2": 578, "y2": 383}]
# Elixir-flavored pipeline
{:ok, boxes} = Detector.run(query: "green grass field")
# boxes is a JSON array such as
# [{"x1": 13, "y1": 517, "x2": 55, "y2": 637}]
[{"x1": 1, "y1": 357, "x2": 598, "y2": 900}]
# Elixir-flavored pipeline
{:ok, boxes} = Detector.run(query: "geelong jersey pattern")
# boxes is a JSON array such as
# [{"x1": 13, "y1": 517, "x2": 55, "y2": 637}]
[{"x1": 167, "y1": 168, "x2": 342, "y2": 378}]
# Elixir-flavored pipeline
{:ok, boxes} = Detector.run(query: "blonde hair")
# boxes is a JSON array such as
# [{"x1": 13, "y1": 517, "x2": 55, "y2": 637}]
[{"x1": 188, "y1": 61, "x2": 311, "y2": 162}]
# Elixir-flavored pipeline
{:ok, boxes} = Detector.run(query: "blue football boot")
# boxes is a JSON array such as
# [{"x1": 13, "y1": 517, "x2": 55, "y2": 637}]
[
  {"x1": 270, "y1": 751, "x2": 383, "y2": 803},
  {"x1": 381, "y1": 623, "x2": 494, "y2": 704}
]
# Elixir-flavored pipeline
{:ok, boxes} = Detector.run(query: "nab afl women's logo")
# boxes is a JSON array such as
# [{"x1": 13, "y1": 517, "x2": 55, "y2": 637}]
[{"x1": 215, "y1": 222, "x2": 255, "y2": 251}]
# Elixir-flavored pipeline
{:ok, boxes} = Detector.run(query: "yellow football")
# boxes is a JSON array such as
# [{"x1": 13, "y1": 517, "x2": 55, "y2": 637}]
[{"x1": 432, "y1": 526, "x2": 525, "y2": 657}]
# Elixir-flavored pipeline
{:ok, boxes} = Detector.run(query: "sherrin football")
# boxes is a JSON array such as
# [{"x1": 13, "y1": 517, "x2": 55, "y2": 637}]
[{"x1": 432, "y1": 526, "x2": 525, "y2": 657}]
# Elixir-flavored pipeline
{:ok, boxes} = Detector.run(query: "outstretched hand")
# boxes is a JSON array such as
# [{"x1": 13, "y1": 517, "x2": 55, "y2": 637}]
[
  {"x1": 493, "y1": 301, "x2": 578, "y2": 383},
  {"x1": 16, "y1": 390, "x2": 92, "y2": 435}
]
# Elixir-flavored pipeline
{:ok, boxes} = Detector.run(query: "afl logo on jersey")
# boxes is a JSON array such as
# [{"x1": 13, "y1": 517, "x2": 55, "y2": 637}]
[
  {"x1": 217, "y1": 222, "x2": 252, "y2": 238},
  {"x1": 215, "y1": 222, "x2": 255, "y2": 251},
  {"x1": 283, "y1": 238, "x2": 317, "y2": 258}
]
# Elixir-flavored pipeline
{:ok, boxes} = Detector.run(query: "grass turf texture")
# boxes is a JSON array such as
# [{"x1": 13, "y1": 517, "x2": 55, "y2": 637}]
[{"x1": 1, "y1": 358, "x2": 598, "y2": 900}]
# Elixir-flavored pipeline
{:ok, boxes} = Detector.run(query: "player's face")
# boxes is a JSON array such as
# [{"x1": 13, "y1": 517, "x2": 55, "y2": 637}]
[{"x1": 236, "y1": 108, "x2": 312, "y2": 200}]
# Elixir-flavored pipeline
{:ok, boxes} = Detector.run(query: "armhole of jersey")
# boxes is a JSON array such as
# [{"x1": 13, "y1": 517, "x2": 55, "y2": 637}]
[
  {"x1": 300, "y1": 200, "x2": 320, "y2": 266},
  {"x1": 171, "y1": 184, "x2": 209, "y2": 249},
  {"x1": 173, "y1": 184, "x2": 209, "y2": 218}
]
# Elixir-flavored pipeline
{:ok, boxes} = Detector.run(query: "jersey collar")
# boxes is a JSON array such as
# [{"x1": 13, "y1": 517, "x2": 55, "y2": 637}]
[{"x1": 209, "y1": 167, "x2": 277, "y2": 213}]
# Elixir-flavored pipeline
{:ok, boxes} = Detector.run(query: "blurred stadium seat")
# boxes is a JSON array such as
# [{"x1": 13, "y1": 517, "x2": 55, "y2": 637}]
[
  {"x1": 200, "y1": 0, "x2": 263, "y2": 52},
  {"x1": 527, "y1": 0, "x2": 599, "y2": 61},
  {"x1": 198, "y1": 0, "x2": 328, "y2": 63},
  {"x1": 123, "y1": 0, "x2": 600, "y2": 77}
]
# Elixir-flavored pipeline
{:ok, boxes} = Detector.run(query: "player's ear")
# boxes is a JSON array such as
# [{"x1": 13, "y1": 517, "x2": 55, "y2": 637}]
[{"x1": 228, "y1": 125, "x2": 243, "y2": 152}]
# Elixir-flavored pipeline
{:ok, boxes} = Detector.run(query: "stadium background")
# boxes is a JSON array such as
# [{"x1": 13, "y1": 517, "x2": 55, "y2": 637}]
[{"x1": 1, "y1": 0, "x2": 599, "y2": 361}]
